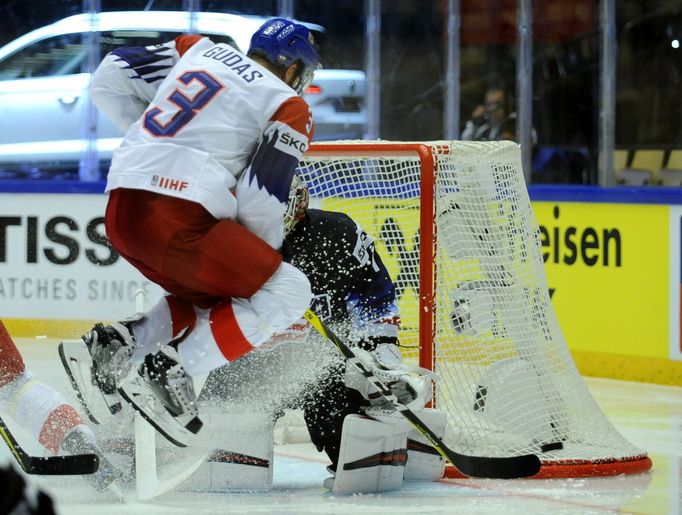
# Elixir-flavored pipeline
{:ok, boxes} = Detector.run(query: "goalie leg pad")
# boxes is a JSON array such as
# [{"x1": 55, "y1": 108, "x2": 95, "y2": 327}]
[
  {"x1": 328, "y1": 414, "x2": 411, "y2": 494},
  {"x1": 176, "y1": 412, "x2": 275, "y2": 492},
  {"x1": 404, "y1": 408, "x2": 447, "y2": 481}
]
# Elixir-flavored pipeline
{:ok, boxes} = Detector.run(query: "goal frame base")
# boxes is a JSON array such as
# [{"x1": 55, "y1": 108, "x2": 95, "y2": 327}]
[{"x1": 443, "y1": 455, "x2": 652, "y2": 479}]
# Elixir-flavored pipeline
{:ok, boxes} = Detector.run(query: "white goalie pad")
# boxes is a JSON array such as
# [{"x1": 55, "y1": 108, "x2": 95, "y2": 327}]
[
  {"x1": 134, "y1": 413, "x2": 208, "y2": 501},
  {"x1": 330, "y1": 414, "x2": 412, "y2": 494},
  {"x1": 404, "y1": 408, "x2": 447, "y2": 481},
  {"x1": 176, "y1": 411, "x2": 275, "y2": 493}
]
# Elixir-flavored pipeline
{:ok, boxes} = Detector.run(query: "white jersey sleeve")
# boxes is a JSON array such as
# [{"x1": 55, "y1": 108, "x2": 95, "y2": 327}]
[
  {"x1": 91, "y1": 35, "x2": 199, "y2": 132},
  {"x1": 235, "y1": 95, "x2": 313, "y2": 249}
]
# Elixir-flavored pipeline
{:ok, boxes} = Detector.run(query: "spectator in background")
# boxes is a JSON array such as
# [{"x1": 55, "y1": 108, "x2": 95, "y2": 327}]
[
  {"x1": 462, "y1": 86, "x2": 511, "y2": 141},
  {"x1": 462, "y1": 86, "x2": 536, "y2": 144}
]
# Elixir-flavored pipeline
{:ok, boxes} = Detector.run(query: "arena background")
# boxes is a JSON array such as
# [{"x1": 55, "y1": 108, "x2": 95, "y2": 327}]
[{"x1": 1, "y1": 0, "x2": 681, "y2": 386}]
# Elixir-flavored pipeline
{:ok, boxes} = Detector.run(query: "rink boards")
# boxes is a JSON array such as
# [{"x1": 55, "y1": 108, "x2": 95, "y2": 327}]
[{"x1": 0, "y1": 185, "x2": 681, "y2": 385}]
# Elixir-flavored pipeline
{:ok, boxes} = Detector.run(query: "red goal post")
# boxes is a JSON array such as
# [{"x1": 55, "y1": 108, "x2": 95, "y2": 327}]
[
  {"x1": 300, "y1": 140, "x2": 651, "y2": 479},
  {"x1": 305, "y1": 141, "x2": 439, "y2": 367}
]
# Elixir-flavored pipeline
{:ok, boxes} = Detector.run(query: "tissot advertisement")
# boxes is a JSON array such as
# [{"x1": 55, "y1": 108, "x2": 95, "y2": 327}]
[{"x1": 0, "y1": 193, "x2": 163, "y2": 320}]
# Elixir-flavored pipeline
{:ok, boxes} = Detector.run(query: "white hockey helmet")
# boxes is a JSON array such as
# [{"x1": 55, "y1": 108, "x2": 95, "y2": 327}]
[{"x1": 283, "y1": 174, "x2": 310, "y2": 237}]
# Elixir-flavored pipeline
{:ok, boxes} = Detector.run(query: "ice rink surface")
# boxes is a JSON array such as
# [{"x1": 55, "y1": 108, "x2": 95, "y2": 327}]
[{"x1": 2, "y1": 338, "x2": 681, "y2": 515}]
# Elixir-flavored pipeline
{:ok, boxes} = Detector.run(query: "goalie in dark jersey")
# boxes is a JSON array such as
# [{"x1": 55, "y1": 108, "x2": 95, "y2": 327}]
[
  {"x1": 283, "y1": 177, "x2": 411, "y2": 455},
  {"x1": 200, "y1": 175, "x2": 443, "y2": 493}
]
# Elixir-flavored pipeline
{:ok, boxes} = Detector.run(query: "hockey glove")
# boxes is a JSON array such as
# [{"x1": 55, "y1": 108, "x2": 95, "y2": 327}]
[{"x1": 344, "y1": 343, "x2": 438, "y2": 413}]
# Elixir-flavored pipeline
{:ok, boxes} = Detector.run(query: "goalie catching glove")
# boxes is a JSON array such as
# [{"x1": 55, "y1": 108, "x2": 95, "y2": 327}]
[{"x1": 344, "y1": 342, "x2": 438, "y2": 413}]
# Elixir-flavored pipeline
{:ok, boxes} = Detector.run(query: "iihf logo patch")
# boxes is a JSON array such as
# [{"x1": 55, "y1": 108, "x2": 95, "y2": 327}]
[{"x1": 150, "y1": 174, "x2": 189, "y2": 192}]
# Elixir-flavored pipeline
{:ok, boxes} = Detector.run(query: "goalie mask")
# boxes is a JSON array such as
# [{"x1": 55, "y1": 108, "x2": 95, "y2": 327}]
[
  {"x1": 283, "y1": 175, "x2": 310, "y2": 237},
  {"x1": 248, "y1": 18, "x2": 321, "y2": 95}
]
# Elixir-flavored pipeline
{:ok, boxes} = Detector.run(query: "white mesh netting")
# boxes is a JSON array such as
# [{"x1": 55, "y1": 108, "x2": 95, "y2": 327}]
[{"x1": 297, "y1": 140, "x2": 649, "y2": 477}]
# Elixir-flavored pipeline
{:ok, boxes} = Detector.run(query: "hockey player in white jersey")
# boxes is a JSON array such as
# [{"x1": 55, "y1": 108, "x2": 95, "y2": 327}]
[{"x1": 60, "y1": 18, "x2": 319, "y2": 446}]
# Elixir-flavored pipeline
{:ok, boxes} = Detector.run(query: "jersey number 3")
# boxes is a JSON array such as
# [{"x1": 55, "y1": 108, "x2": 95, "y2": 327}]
[{"x1": 143, "y1": 70, "x2": 224, "y2": 137}]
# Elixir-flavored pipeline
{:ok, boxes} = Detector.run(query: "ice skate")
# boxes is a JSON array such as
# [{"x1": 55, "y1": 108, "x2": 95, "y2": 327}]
[
  {"x1": 322, "y1": 464, "x2": 336, "y2": 490},
  {"x1": 59, "y1": 322, "x2": 135, "y2": 424},
  {"x1": 118, "y1": 346, "x2": 202, "y2": 447}
]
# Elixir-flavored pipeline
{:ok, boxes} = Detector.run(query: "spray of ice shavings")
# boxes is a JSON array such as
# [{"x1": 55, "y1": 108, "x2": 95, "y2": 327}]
[{"x1": 197, "y1": 323, "x2": 346, "y2": 419}]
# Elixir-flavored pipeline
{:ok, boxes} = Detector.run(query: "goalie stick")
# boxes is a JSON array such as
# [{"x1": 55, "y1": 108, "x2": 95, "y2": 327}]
[
  {"x1": 304, "y1": 308, "x2": 541, "y2": 479},
  {"x1": 0, "y1": 415, "x2": 99, "y2": 475},
  {"x1": 133, "y1": 412, "x2": 208, "y2": 500}
]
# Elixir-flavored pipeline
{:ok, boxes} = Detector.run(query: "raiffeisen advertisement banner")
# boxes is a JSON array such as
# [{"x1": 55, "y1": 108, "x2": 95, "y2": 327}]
[
  {"x1": 668, "y1": 205, "x2": 682, "y2": 363},
  {"x1": 533, "y1": 201, "x2": 670, "y2": 359},
  {"x1": 533, "y1": 200, "x2": 682, "y2": 385}
]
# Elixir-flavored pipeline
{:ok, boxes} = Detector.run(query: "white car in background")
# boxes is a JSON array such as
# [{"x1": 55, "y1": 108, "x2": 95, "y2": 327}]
[{"x1": 0, "y1": 11, "x2": 366, "y2": 178}]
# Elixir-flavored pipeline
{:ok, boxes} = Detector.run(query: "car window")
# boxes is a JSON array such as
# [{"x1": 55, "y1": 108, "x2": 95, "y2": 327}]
[
  {"x1": 99, "y1": 30, "x2": 182, "y2": 56},
  {"x1": 0, "y1": 33, "x2": 85, "y2": 80},
  {"x1": 0, "y1": 30, "x2": 239, "y2": 82},
  {"x1": 100, "y1": 30, "x2": 238, "y2": 54}
]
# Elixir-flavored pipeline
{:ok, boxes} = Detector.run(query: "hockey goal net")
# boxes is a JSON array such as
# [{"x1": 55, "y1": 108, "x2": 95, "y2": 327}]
[{"x1": 296, "y1": 140, "x2": 651, "y2": 478}]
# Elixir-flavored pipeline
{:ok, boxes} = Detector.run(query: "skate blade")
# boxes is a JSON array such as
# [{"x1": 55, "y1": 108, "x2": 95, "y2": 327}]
[
  {"x1": 118, "y1": 378, "x2": 202, "y2": 448},
  {"x1": 58, "y1": 340, "x2": 122, "y2": 424}
]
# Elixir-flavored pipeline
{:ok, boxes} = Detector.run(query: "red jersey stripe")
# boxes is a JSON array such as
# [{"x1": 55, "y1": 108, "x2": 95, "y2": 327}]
[
  {"x1": 270, "y1": 96, "x2": 313, "y2": 139},
  {"x1": 38, "y1": 404, "x2": 83, "y2": 454},
  {"x1": 0, "y1": 321, "x2": 25, "y2": 387},
  {"x1": 209, "y1": 300, "x2": 254, "y2": 361},
  {"x1": 165, "y1": 296, "x2": 197, "y2": 339},
  {"x1": 175, "y1": 34, "x2": 204, "y2": 57}
]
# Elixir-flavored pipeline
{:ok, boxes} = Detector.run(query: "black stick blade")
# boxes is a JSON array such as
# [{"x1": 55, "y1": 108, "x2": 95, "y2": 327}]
[
  {"x1": 446, "y1": 451, "x2": 541, "y2": 479},
  {"x1": 23, "y1": 454, "x2": 100, "y2": 476},
  {"x1": 1, "y1": 415, "x2": 99, "y2": 475},
  {"x1": 400, "y1": 408, "x2": 541, "y2": 479}
]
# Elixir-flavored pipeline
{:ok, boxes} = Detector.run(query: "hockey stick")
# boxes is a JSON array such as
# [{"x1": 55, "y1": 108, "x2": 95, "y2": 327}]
[
  {"x1": 0, "y1": 415, "x2": 99, "y2": 475},
  {"x1": 134, "y1": 412, "x2": 208, "y2": 500},
  {"x1": 304, "y1": 308, "x2": 541, "y2": 479}
]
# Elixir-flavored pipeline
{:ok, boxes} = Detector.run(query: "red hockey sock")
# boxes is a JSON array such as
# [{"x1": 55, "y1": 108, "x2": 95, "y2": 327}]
[
  {"x1": 0, "y1": 321, "x2": 26, "y2": 388},
  {"x1": 38, "y1": 404, "x2": 83, "y2": 454}
]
